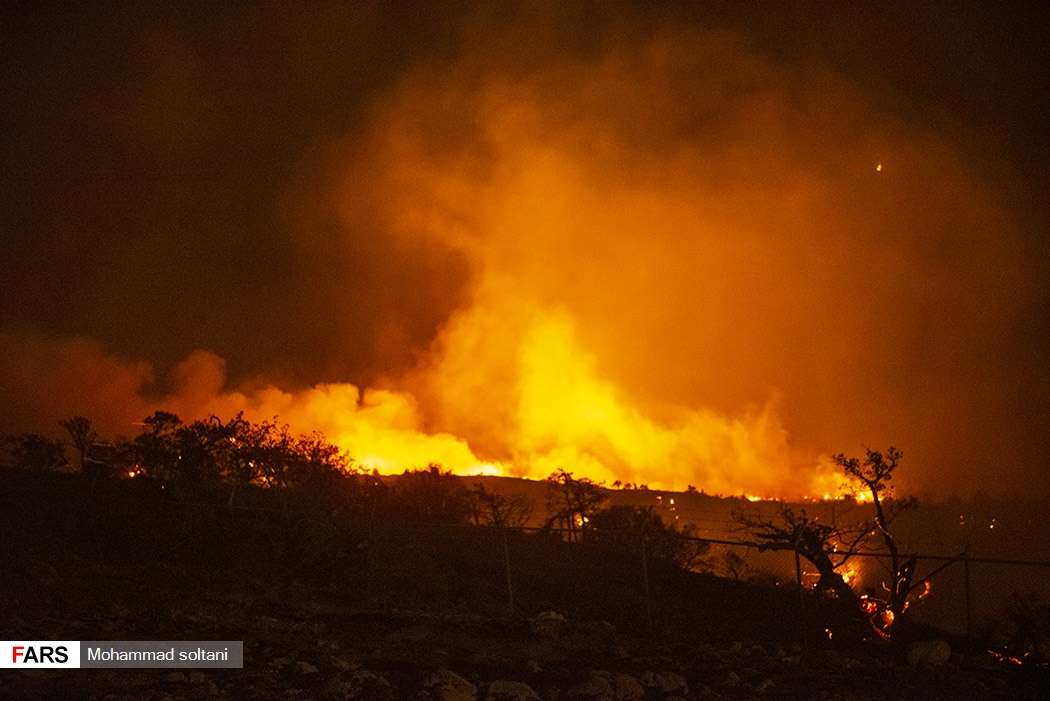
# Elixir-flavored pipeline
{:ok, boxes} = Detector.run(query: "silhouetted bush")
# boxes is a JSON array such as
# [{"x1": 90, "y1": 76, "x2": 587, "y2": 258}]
[
  {"x1": 588, "y1": 504, "x2": 708, "y2": 569},
  {"x1": 391, "y1": 464, "x2": 473, "y2": 525},
  {"x1": 5, "y1": 433, "x2": 67, "y2": 472}
]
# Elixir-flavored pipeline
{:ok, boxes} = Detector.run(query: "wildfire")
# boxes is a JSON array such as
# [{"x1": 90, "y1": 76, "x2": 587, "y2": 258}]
[
  {"x1": 418, "y1": 299, "x2": 849, "y2": 497},
  {"x1": 860, "y1": 595, "x2": 896, "y2": 640},
  {"x1": 3, "y1": 37, "x2": 905, "y2": 503},
  {"x1": 840, "y1": 567, "x2": 859, "y2": 586},
  {"x1": 113, "y1": 309, "x2": 862, "y2": 501},
  {"x1": 987, "y1": 649, "x2": 1025, "y2": 666}
]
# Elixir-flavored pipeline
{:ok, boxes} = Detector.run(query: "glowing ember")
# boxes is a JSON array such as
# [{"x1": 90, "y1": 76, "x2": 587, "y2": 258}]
[{"x1": 840, "y1": 567, "x2": 859, "y2": 585}]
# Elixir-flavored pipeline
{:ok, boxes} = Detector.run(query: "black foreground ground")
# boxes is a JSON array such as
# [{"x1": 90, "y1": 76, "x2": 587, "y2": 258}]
[{"x1": 2, "y1": 470, "x2": 1047, "y2": 700}]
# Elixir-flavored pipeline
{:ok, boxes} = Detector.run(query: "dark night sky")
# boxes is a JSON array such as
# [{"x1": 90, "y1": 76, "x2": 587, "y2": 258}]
[{"x1": 2, "y1": 2, "x2": 1049, "y2": 498}]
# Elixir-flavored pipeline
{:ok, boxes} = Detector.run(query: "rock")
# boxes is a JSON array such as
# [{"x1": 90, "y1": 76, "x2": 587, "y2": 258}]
[
  {"x1": 484, "y1": 679, "x2": 541, "y2": 701},
  {"x1": 163, "y1": 671, "x2": 188, "y2": 683},
  {"x1": 639, "y1": 670, "x2": 689, "y2": 696},
  {"x1": 716, "y1": 670, "x2": 741, "y2": 689},
  {"x1": 317, "y1": 637, "x2": 341, "y2": 652},
  {"x1": 693, "y1": 685, "x2": 727, "y2": 701},
  {"x1": 565, "y1": 671, "x2": 613, "y2": 700},
  {"x1": 418, "y1": 669, "x2": 477, "y2": 701},
  {"x1": 608, "y1": 672, "x2": 644, "y2": 701},
  {"x1": 187, "y1": 671, "x2": 206, "y2": 685},
  {"x1": 295, "y1": 660, "x2": 319, "y2": 675},
  {"x1": 347, "y1": 668, "x2": 396, "y2": 698},
  {"x1": 755, "y1": 678, "x2": 776, "y2": 694},
  {"x1": 269, "y1": 656, "x2": 292, "y2": 669},
  {"x1": 529, "y1": 611, "x2": 567, "y2": 638},
  {"x1": 331, "y1": 653, "x2": 359, "y2": 672},
  {"x1": 906, "y1": 639, "x2": 952, "y2": 668}
]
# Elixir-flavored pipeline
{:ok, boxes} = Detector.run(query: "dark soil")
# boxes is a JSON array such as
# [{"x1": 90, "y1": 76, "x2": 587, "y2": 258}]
[{"x1": 2, "y1": 469, "x2": 1047, "y2": 700}]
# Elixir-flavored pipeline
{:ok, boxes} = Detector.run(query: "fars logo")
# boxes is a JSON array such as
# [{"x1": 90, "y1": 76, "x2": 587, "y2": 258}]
[{"x1": 1, "y1": 641, "x2": 80, "y2": 668}]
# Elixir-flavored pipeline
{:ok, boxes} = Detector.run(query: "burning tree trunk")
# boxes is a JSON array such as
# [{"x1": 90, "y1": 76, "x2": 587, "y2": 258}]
[
  {"x1": 833, "y1": 447, "x2": 917, "y2": 625},
  {"x1": 739, "y1": 447, "x2": 917, "y2": 642},
  {"x1": 741, "y1": 507, "x2": 865, "y2": 613},
  {"x1": 545, "y1": 469, "x2": 605, "y2": 543}
]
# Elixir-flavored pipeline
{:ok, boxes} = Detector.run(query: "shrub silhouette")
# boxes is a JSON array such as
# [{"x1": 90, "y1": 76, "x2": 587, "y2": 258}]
[
  {"x1": 6, "y1": 433, "x2": 67, "y2": 472},
  {"x1": 588, "y1": 504, "x2": 708, "y2": 569}
]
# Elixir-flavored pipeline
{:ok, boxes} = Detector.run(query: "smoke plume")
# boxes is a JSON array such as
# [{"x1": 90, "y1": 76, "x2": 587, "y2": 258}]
[{"x1": 1, "y1": 4, "x2": 1047, "y2": 498}]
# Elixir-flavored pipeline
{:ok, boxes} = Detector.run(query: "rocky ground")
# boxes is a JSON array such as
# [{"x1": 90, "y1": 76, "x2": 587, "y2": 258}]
[
  {"x1": 3, "y1": 558, "x2": 1047, "y2": 701},
  {"x1": 3, "y1": 470, "x2": 1048, "y2": 700}
]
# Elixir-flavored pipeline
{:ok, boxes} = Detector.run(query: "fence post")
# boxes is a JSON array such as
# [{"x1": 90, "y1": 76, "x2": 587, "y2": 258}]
[
  {"x1": 964, "y1": 547, "x2": 973, "y2": 663},
  {"x1": 502, "y1": 527, "x2": 515, "y2": 611},
  {"x1": 641, "y1": 524, "x2": 654, "y2": 632},
  {"x1": 795, "y1": 548, "x2": 806, "y2": 648}
]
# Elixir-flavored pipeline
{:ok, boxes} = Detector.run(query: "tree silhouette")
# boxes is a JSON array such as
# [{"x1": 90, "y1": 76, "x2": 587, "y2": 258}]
[
  {"x1": 545, "y1": 468, "x2": 606, "y2": 543},
  {"x1": 394, "y1": 464, "x2": 473, "y2": 525},
  {"x1": 60, "y1": 416, "x2": 97, "y2": 474},
  {"x1": 834, "y1": 447, "x2": 917, "y2": 626},
  {"x1": 739, "y1": 447, "x2": 917, "y2": 641},
  {"x1": 7, "y1": 433, "x2": 67, "y2": 472},
  {"x1": 739, "y1": 505, "x2": 866, "y2": 608},
  {"x1": 469, "y1": 484, "x2": 532, "y2": 529},
  {"x1": 588, "y1": 504, "x2": 707, "y2": 569},
  {"x1": 133, "y1": 411, "x2": 183, "y2": 482}
]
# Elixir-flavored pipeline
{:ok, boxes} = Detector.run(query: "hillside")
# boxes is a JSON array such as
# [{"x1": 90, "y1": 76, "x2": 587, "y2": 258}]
[{"x1": 2, "y1": 468, "x2": 1048, "y2": 700}]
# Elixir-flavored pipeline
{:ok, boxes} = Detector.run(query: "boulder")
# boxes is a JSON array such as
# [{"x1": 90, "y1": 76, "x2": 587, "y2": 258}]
[
  {"x1": 639, "y1": 670, "x2": 689, "y2": 696},
  {"x1": 906, "y1": 639, "x2": 952, "y2": 668},
  {"x1": 608, "y1": 672, "x2": 645, "y2": 701},
  {"x1": 417, "y1": 669, "x2": 477, "y2": 701},
  {"x1": 484, "y1": 679, "x2": 541, "y2": 701},
  {"x1": 565, "y1": 671, "x2": 613, "y2": 700},
  {"x1": 529, "y1": 611, "x2": 567, "y2": 638},
  {"x1": 295, "y1": 660, "x2": 319, "y2": 675}
]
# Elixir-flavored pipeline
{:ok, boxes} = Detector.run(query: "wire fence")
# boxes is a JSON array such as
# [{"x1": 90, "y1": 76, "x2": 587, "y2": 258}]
[
  {"x1": 460, "y1": 520, "x2": 1050, "y2": 654},
  {"x1": 679, "y1": 533, "x2": 1050, "y2": 644},
  {"x1": 22, "y1": 468, "x2": 1048, "y2": 655},
  {"x1": 211, "y1": 491, "x2": 1050, "y2": 647}
]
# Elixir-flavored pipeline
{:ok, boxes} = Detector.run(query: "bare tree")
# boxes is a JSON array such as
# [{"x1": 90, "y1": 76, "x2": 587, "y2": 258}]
[
  {"x1": 738, "y1": 505, "x2": 867, "y2": 609},
  {"x1": 394, "y1": 464, "x2": 473, "y2": 525},
  {"x1": 834, "y1": 447, "x2": 917, "y2": 624},
  {"x1": 738, "y1": 447, "x2": 917, "y2": 641},
  {"x1": 470, "y1": 484, "x2": 532, "y2": 529},
  {"x1": 469, "y1": 483, "x2": 533, "y2": 611},
  {"x1": 545, "y1": 468, "x2": 606, "y2": 543},
  {"x1": 61, "y1": 415, "x2": 97, "y2": 474}
]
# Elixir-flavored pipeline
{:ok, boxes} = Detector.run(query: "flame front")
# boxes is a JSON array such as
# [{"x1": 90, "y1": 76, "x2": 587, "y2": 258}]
[
  {"x1": 156, "y1": 299, "x2": 842, "y2": 499},
  {"x1": 0, "y1": 26, "x2": 899, "y2": 500}
]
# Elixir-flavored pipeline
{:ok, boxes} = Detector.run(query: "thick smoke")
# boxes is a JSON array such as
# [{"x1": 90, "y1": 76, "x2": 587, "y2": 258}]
[
  {"x1": 329, "y1": 18, "x2": 1047, "y2": 496},
  {"x1": 1, "y1": 4, "x2": 1047, "y2": 497}
]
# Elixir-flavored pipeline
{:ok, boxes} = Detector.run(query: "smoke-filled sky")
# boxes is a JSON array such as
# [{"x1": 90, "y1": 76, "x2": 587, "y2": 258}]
[{"x1": 2, "y1": 2, "x2": 1049, "y2": 499}]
